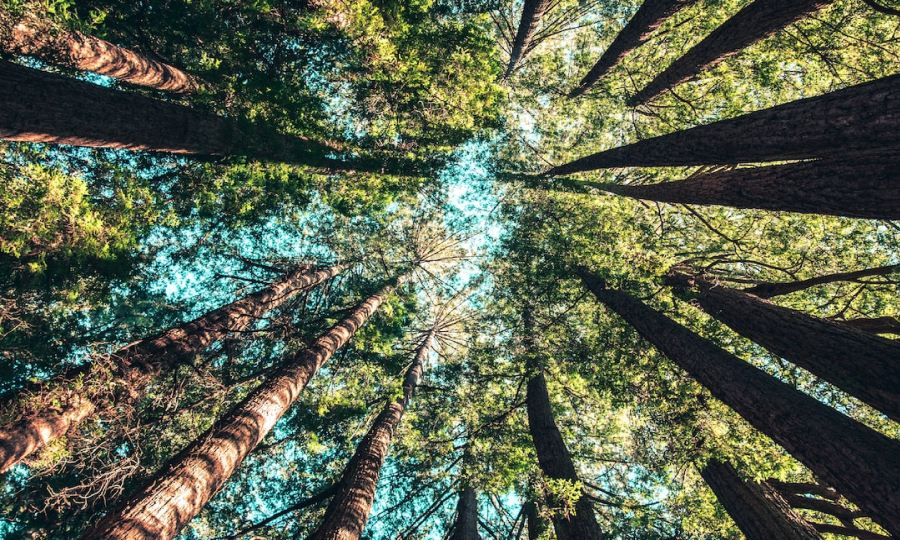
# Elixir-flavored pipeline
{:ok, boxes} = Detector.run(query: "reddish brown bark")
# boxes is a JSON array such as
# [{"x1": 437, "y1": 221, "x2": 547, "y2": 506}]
[
  {"x1": 81, "y1": 279, "x2": 398, "y2": 540},
  {"x1": 546, "y1": 74, "x2": 900, "y2": 175},
  {"x1": 630, "y1": 0, "x2": 834, "y2": 105},
  {"x1": 449, "y1": 486, "x2": 482, "y2": 540},
  {"x1": 569, "y1": 0, "x2": 699, "y2": 97},
  {"x1": 578, "y1": 269, "x2": 900, "y2": 537},
  {"x1": 505, "y1": 0, "x2": 553, "y2": 77},
  {"x1": 668, "y1": 272, "x2": 900, "y2": 422},
  {"x1": 743, "y1": 264, "x2": 900, "y2": 299},
  {"x1": 0, "y1": 265, "x2": 340, "y2": 474},
  {"x1": 312, "y1": 330, "x2": 435, "y2": 540},
  {"x1": 701, "y1": 459, "x2": 821, "y2": 539}
]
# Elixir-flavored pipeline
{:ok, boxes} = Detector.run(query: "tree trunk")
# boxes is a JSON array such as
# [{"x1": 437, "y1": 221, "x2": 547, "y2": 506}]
[
  {"x1": 81, "y1": 279, "x2": 398, "y2": 540},
  {"x1": 742, "y1": 264, "x2": 900, "y2": 299},
  {"x1": 525, "y1": 500, "x2": 548, "y2": 540},
  {"x1": 312, "y1": 329, "x2": 435, "y2": 540},
  {"x1": 667, "y1": 272, "x2": 900, "y2": 422},
  {"x1": 839, "y1": 316, "x2": 900, "y2": 336},
  {"x1": 630, "y1": 0, "x2": 834, "y2": 105},
  {"x1": 578, "y1": 269, "x2": 900, "y2": 537},
  {"x1": 4, "y1": 22, "x2": 205, "y2": 93},
  {"x1": 505, "y1": 0, "x2": 553, "y2": 77},
  {"x1": 0, "y1": 265, "x2": 342, "y2": 473},
  {"x1": 449, "y1": 486, "x2": 481, "y2": 540},
  {"x1": 591, "y1": 157, "x2": 900, "y2": 220},
  {"x1": 545, "y1": 74, "x2": 900, "y2": 175},
  {"x1": 569, "y1": 0, "x2": 699, "y2": 97},
  {"x1": 523, "y1": 310, "x2": 604, "y2": 540},
  {"x1": 765, "y1": 479, "x2": 840, "y2": 501},
  {"x1": 700, "y1": 459, "x2": 821, "y2": 539}
]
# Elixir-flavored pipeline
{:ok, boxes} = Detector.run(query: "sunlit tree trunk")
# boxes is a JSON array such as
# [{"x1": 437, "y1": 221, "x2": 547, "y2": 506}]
[
  {"x1": 81, "y1": 279, "x2": 398, "y2": 540},
  {"x1": 312, "y1": 329, "x2": 435, "y2": 540},
  {"x1": 546, "y1": 74, "x2": 900, "y2": 175},
  {"x1": 667, "y1": 272, "x2": 900, "y2": 422},
  {"x1": 742, "y1": 264, "x2": 900, "y2": 299},
  {"x1": 449, "y1": 485, "x2": 481, "y2": 540},
  {"x1": 630, "y1": 0, "x2": 834, "y2": 105},
  {"x1": 701, "y1": 459, "x2": 821, "y2": 539},
  {"x1": 0, "y1": 265, "x2": 342, "y2": 474},
  {"x1": 505, "y1": 0, "x2": 553, "y2": 77},
  {"x1": 590, "y1": 157, "x2": 900, "y2": 220},
  {"x1": 569, "y1": 0, "x2": 699, "y2": 97},
  {"x1": 579, "y1": 269, "x2": 900, "y2": 536}
]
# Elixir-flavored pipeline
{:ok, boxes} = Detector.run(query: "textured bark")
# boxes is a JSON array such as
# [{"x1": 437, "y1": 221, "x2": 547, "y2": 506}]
[
  {"x1": 840, "y1": 316, "x2": 900, "y2": 335},
  {"x1": 701, "y1": 459, "x2": 821, "y2": 539},
  {"x1": 505, "y1": 0, "x2": 553, "y2": 77},
  {"x1": 0, "y1": 265, "x2": 341, "y2": 474},
  {"x1": 743, "y1": 264, "x2": 900, "y2": 299},
  {"x1": 593, "y1": 157, "x2": 900, "y2": 220},
  {"x1": 523, "y1": 310, "x2": 604, "y2": 540},
  {"x1": 569, "y1": 0, "x2": 699, "y2": 97},
  {"x1": 312, "y1": 330, "x2": 435, "y2": 540},
  {"x1": 578, "y1": 269, "x2": 900, "y2": 537},
  {"x1": 546, "y1": 74, "x2": 900, "y2": 175},
  {"x1": 449, "y1": 486, "x2": 481, "y2": 540},
  {"x1": 81, "y1": 280, "x2": 397, "y2": 540},
  {"x1": 630, "y1": 0, "x2": 834, "y2": 105},
  {"x1": 667, "y1": 272, "x2": 900, "y2": 422},
  {"x1": 5, "y1": 22, "x2": 205, "y2": 93}
]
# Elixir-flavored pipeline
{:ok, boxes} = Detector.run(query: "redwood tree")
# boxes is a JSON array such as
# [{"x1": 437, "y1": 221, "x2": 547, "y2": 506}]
[
  {"x1": 505, "y1": 0, "x2": 553, "y2": 77},
  {"x1": 449, "y1": 485, "x2": 482, "y2": 540}
]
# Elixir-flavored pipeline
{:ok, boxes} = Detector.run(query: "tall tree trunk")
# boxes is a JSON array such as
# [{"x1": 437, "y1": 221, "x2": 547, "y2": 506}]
[
  {"x1": 523, "y1": 309, "x2": 604, "y2": 540},
  {"x1": 449, "y1": 485, "x2": 481, "y2": 540},
  {"x1": 81, "y1": 279, "x2": 398, "y2": 540},
  {"x1": 0, "y1": 264, "x2": 342, "y2": 473},
  {"x1": 312, "y1": 329, "x2": 435, "y2": 540},
  {"x1": 4, "y1": 21, "x2": 205, "y2": 93},
  {"x1": 525, "y1": 500, "x2": 548, "y2": 540},
  {"x1": 569, "y1": 0, "x2": 699, "y2": 97},
  {"x1": 545, "y1": 74, "x2": 900, "y2": 175},
  {"x1": 700, "y1": 459, "x2": 821, "y2": 539},
  {"x1": 667, "y1": 272, "x2": 900, "y2": 422},
  {"x1": 589, "y1": 157, "x2": 900, "y2": 220},
  {"x1": 505, "y1": 0, "x2": 553, "y2": 77},
  {"x1": 742, "y1": 264, "x2": 900, "y2": 299},
  {"x1": 630, "y1": 0, "x2": 834, "y2": 105},
  {"x1": 577, "y1": 269, "x2": 900, "y2": 536}
]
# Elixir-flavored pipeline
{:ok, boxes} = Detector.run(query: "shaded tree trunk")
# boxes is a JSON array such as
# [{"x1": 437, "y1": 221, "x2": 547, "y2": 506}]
[
  {"x1": 4, "y1": 22, "x2": 206, "y2": 93},
  {"x1": 630, "y1": 0, "x2": 834, "y2": 105},
  {"x1": 449, "y1": 485, "x2": 482, "y2": 540},
  {"x1": 700, "y1": 459, "x2": 821, "y2": 539},
  {"x1": 546, "y1": 74, "x2": 900, "y2": 175},
  {"x1": 743, "y1": 264, "x2": 900, "y2": 299},
  {"x1": 577, "y1": 268, "x2": 900, "y2": 536},
  {"x1": 809, "y1": 522, "x2": 892, "y2": 540},
  {"x1": 312, "y1": 329, "x2": 435, "y2": 540},
  {"x1": 0, "y1": 264, "x2": 342, "y2": 473},
  {"x1": 569, "y1": 0, "x2": 699, "y2": 97},
  {"x1": 589, "y1": 157, "x2": 900, "y2": 220},
  {"x1": 839, "y1": 316, "x2": 900, "y2": 336},
  {"x1": 80, "y1": 279, "x2": 398, "y2": 540},
  {"x1": 666, "y1": 272, "x2": 900, "y2": 422},
  {"x1": 765, "y1": 479, "x2": 841, "y2": 501},
  {"x1": 525, "y1": 500, "x2": 548, "y2": 540},
  {"x1": 505, "y1": 0, "x2": 553, "y2": 77},
  {"x1": 523, "y1": 309, "x2": 604, "y2": 540}
]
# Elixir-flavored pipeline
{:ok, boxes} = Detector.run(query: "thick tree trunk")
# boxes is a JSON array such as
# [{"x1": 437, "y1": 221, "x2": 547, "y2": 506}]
[
  {"x1": 569, "y1": 0, "x2": 699, "y2": 97},
  {"x1": 667, "y1": 272, "x2": 900, "y2": 422},
  {"x1": 743, "y1": 264, "x2": 900, "y2": 299},
  {"x1": 0, "y1": 265, "x2": 342, "y2": 473},
  {"x1": 449, "y1": 486, "x2": 481, "y2": 540},
  {"x1": 700, "y1": 459, "x2": 821, "y2": 539},
  {"x1": 81, "y1": 279, "x2": 397, "y2": 540},
  {"x1": 630, "y1": 0, "x2": 834, "y2": 105},
  {"x1": 591, "y1": 157, "x2": 900, "y2": 220},
  {"x1": 312, "y1": 330, "x2": 435, "y2": 540},
  {"x1": 578, "y1": 269, "x2": 900, "y2": 536},
  {"x1": 505, "y1": 0, "x2": 553, "y2": 77},
  {"x1": 5, "y1": 22, "x2": 205, "y2": 93},
  {"x1": 546, "y1": 74, "x2": 900, "y2": 175},
  {"x1": 523, "y1": 310, "x2": 604, "y2": 540}
]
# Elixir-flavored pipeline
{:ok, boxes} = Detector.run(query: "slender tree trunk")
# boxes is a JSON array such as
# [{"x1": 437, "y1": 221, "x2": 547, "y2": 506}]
[
  {"x1": 546, "y1": 74, "x2": 900, "y2": 175},
  {"x1": 838, "y1": 316, "x2": 900, "y2": 336},
  {"x1": 766, "y1": 480, "x2": 840, "y2": 501},
  {"x1": 589, "y1": 157, "x2": 900, "y2": 219},
  {"x1": 4, "y1": 22, "x2": 206, "y2": 93},
  {"x1": 809, "y1": 522, "x2": 892, "y2": 540},
  {"x1": 700, "y1": 459, "x2": 821, "y2": 539},
  {"x1": 630, "y1": 0, "x2": 834, "y2": 105},
  {"x1": 312, "y1": 329, "x2": 435, "y2": 540},
  {"x1": 525, "y1": 500, "x2": 548, "y2": 540},
  {"x1": 523, "y1": 310, "x2": 604, "y2": 540},
  {"x1": 449, "y1": 485, "x2": 481, "y2": 540},
  {"x1": 505, "y1": 0, "x2": 553, "y2": 77},
  {"x1": 578, "y1": 268, "x2": 900, "y2": 537},
  {"x1": 81, "y1": 279, "x2": 398, "y2": 540},
  {"x1": 569, "y1": 0, "x2": 699, "y2": 97},
  {"x1": 0, "y1": 265, "x2": 342, "y2": 473},
  {"x1": 780, "y1": 493, "x2": 863, "y2": 524},
  {"x1": 742, "y1": 264, "x2": 900, "y2": 299},
  {"x1": 667, "y1": 272, "x2": 900, "y2": 422}
]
